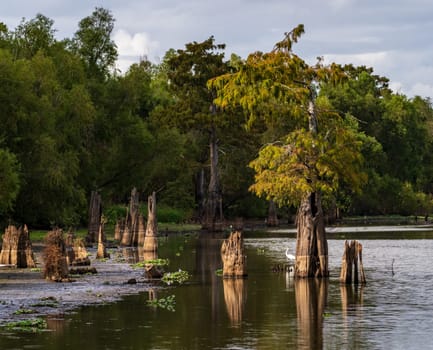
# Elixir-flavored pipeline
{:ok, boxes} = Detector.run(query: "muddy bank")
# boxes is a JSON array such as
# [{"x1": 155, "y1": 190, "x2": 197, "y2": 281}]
[{"x1": 0, "y1": 245, "x2": 156, "y2": 324}]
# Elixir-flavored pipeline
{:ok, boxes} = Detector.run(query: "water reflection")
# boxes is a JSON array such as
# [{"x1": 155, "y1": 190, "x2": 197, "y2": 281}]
[
  {"x1": 223, "y1": 278, "x2": 247, "y2": 327},
  {"x1": 295, "y1": 278, "x2": 328, "y2": 349},
  {"x1": 340, "y1": 284, "x2": 364, "y2": 346},
  {"x1": 196, "y1": 233, "x2": 225, "y2": 324}
]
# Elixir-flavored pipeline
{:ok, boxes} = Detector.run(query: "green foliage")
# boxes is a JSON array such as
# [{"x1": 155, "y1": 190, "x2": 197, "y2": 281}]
[
  {"x1": 13, "y1": 308, "x2": 37, "y2": 315},
  {"x1": 3, "y1": 318, "x2": 47, "y2": 333},
  {"x1": 70, "y1": 7, "x2": 117, "y2": 79},
  {"x1": 0, "y1": 148, "x2": 20, "y2": 216},
  {"x1": 131, "y1": 258, "x2": 169, "y2": 269},
  {"x1": 147, "y1": 294, "x2": 176, "y2": 312},
  {"x1": 161, "y1": 270, "x2": 190, "y2": 285},
  {"x1": 157, "y1": 205, "x2": 191, "y2": 224},
  {"x1": 211, "y1": 25, "x2": 365, "y2": 208}
]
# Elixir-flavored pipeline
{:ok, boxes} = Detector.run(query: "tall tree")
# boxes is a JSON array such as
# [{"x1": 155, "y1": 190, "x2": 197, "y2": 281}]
[
  {"x1": 70, "y1": 7, "x2": 117, "y2": 79},
  {"x1": 153, "y1": 37, "x2": 229, "y2": 230},
  {"x1": 210, "y1": 25, "x2": 367, "y2": 277}
]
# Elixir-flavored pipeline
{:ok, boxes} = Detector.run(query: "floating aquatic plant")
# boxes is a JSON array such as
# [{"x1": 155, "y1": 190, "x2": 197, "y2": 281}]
[
  {"x1": 4, "y1": 318, "x2": 47, "y2": 333},
  {"x1": 147, "y1": 295, "x2": 176, "y2": 312},
  {"x1": 161, "y1": 270, "x2": 189, "y2": 285}
]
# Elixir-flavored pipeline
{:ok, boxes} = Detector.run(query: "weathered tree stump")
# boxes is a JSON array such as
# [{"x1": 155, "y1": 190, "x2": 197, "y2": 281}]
[
  {"x1": 70, "y1": 238, "x2": 90, "y2": 266},
  {"x1": 267, "y1": 200, "x2": 279, "y2": 227},
  {"x1": 96, "y1": 219, "x2": 110, "y2": 259},
  {"x1": 339, "y1": 240, "x2": 366, "y2": 284},
  {"x1": 143, "y1": 192, "x2": 158, "y2": 252},
  {"x1": 120, "y1": 188, "x2": 140, "y2": 246},
  {"x1": 86, "y1": 191, "x2": 102, "y2": 243},
  {"x1": 114, "y1": 218, "x2": 125, "y2": 242},
  {"x1": 295, "y1": 193, "x2": 328, "y2": 278},
  {"x1": 43, "y1": 229, "x2": 69, "y2": 282},
  {"x1": 143, "y1": 250, "x2": 164, "y2": 279},
  {"x1": 137, "y1": 214, "x2": 146, "y2": 247},
  {"x1": 220, "y1": 231, "x2": 247, "y2": 278},
  {"x1": 0, "y1": 224, "x2": 36, "y2": 268},
  {"x1": 65, "y1": 230, "x2": 76, "y2": 265}
]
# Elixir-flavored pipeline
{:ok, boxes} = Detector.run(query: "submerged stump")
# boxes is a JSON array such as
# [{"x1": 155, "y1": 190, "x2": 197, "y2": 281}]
[
  {"x1": 221, "y1": 231, "x2": 247, "y2": 278},
  {"x1": 339, "y1": 240, "x2": 366, "y2": 284}
]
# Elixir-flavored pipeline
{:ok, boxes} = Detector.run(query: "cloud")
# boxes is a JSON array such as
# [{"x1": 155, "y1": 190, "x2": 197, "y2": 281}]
[
  {"x1": 113, "y1": 29, "x2": 160, "y2": 72},
  {"x1": 323, "y1": 51, "x2": 389, "y2": 69},
  {"x1": 407, "y1": 83, "x2": 433, "y2": 99}
]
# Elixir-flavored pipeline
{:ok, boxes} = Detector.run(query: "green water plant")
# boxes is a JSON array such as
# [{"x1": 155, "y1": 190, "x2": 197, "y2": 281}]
[
  {"x1": 147, "y1": 295, "x2": 176, "y2": 312},
  {"x1": 131, "y1": 258, "x2": 170, "y2": 269},
  {"x1": 161, "y1": 270, "x2": 189, "y2": 285},
  {"x1": 4, "y1": 318, "x2": 47, "y2": 332},
  {"x1": 13, "y1": 308, "x2": 37, "y2": 315}
]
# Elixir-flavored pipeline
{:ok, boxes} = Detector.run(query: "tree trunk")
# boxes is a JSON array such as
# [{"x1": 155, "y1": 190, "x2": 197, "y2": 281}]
[
  {"x1": 86, "y1": 191, "x2": 101, "y2": 243},
  {"x1": 195, "y1": 168, "x2": 206, "y2": 223},
  {"x1": 267, "y1": 200, "x2": 279, "y2": 227},
  {"x1": 203, "y1": 125, "x2": 224, "y2": 231},
  {"x1": 295, "y1": 192, "x2": 328, "y2": 278}
]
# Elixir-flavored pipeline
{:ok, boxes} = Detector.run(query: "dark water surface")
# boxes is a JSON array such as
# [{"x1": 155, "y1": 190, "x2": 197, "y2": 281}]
[{"x1": 1, "y1": 227, "x2": 433, "y2": 350}]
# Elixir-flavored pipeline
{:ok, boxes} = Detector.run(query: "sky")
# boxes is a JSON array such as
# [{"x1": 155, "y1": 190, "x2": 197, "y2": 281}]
[{"x1": 1, "y1": 0, "x2": 433, "y2": 98}]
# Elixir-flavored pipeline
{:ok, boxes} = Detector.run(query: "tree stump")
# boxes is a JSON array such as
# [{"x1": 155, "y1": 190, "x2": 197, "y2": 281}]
[
  {"x1": 43, "y1": 229, "x2": 69, "y2": 282},
  {"x1": 120, "y1": 188, "x2": 140, "y2": 246},
  {"x1": 114, "y1": 218, "x2": 125, "y2": 242},
  {"x1": 0, "y1": 225, "x2": 36, "y2": 268},
  {"x1": 86, "y1": 191, "x2": 102, "y2": 243},
  {"x1": 70, "y1": 238, "x2": 90, "y2": 266},
  {"x1": 143, "y1": 192, "x2": 158, "y2": 252},
  {"x1": 137, "y1": 214, "x2": 146, "y2": 247},
  {"x1": 220, "y1": 231, "x2": 247, "y2": 278},
  {"x1": 339, "y1": 240, "x2": 366, "y2": 284},
  {"x1": 143, "y1": 250, "x2": 164, "y2": 279},
  {"x1": 96, "y1": 220, "x2": 110, "y2": 259}
]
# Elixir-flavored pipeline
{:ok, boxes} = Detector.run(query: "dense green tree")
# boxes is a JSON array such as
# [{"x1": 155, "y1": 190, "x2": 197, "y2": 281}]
[
  {"x1": 0, "y1": 148, "x2": 20, "y2": 217},
  {"x1": 10, "y1": 14, "x2": 56, "y2": 59},
  {"x1": 70, "y1": 7, "x2": 117, "y2": 79}
]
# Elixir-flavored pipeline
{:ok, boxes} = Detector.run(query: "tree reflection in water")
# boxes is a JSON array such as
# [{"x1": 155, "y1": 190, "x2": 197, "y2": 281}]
[
  {"x1": 295, "y1": 278, "x2": 328, "y2": 349},
  {"x1": 340, "y1": 284, "x2": 364, "y2": 345},
  {"x1": 223, "y1": 278, "x2": 247, "y2": 327}
]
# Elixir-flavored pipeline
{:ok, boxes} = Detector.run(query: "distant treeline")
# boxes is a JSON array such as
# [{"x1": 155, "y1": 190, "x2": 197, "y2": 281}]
[{"x1": 0, "y1": 8, "x2": 432, "y2": 228}]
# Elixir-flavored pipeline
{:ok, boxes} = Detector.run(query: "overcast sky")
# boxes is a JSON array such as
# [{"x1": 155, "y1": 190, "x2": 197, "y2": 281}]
[{"x1": 2, "y1": 0, "x2": 433, "y2": 98}]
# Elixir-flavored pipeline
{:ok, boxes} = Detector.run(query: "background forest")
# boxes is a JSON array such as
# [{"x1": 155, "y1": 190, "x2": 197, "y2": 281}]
[{"x1": 1, "y1": 8, "x2": 433, "y2": 229}]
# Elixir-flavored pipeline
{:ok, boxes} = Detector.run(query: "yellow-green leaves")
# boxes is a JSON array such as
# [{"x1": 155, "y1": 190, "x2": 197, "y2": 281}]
[{"x1": 249, "y1": 119, "x2": 367, "y2": 207}]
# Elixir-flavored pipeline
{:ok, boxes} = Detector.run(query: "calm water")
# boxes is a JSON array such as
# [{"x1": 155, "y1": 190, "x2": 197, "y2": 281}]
[{"x1": 1, "y1": 227, "x2": 433, "y2": 349}]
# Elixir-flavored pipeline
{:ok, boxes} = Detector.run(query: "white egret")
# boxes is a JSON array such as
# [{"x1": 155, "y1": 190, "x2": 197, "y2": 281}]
[{"x1": 285, "y1": 248, "x2": 296, "y2": 262}]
